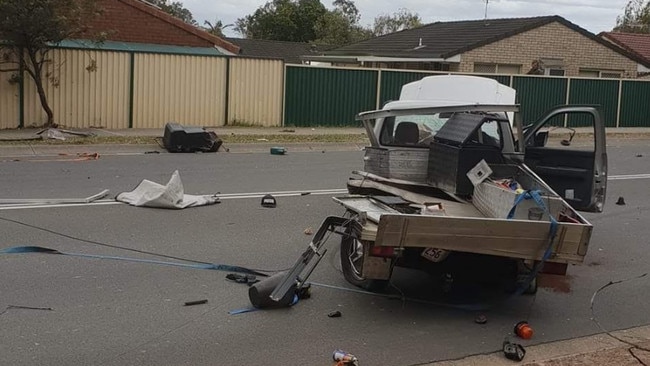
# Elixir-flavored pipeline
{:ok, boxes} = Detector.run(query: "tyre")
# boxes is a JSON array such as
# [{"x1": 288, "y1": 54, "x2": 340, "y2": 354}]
[
  {"x1": 340, "y1": 232, "x2": 389, "y2": 292},
  {"x1": 523, "y1": 276, "x2": 538, "y2": 295}
]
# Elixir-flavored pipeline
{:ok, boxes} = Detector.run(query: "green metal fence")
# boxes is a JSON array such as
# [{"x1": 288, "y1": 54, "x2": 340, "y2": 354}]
[
  {"x1": 620, "y1": 81, "x2": 650, "y2": 127},
  {"x1": 283, "y1": 66, "x2": 377, "y2": 127},
  {"x1": 512, "y1": 76, "x2": 568, "y2": 126},
  {"x1": 379, "y1": 70, "x2": 444, "y2": 106},
  {"x1": 568, "y1": 79, "x2": 619, "y2": 127},
  {"x1": 284, "y1": 65, "x2": 650, "y2": 128}
]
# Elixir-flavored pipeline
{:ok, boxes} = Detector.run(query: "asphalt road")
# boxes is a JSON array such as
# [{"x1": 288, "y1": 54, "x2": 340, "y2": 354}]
[{"x1": 1, "y1": 141, "x2": 650, "y2": 366}]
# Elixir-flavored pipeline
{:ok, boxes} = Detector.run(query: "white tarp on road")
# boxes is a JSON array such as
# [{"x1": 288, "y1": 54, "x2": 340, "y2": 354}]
[{"x1": 116, "y1": 170, "x2": 219, "y2": 209}]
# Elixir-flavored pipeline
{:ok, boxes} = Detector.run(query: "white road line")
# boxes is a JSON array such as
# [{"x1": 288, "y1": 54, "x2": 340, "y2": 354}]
[
  {"x1": 609, "y1": 174, "x2": 650, "y2": 180},
  {"x1": 0, "y1": 174, "x2": 648, "y2": 212},
  {"x1": 0, "y1": 189, "x2": 349, "y2": 211}
]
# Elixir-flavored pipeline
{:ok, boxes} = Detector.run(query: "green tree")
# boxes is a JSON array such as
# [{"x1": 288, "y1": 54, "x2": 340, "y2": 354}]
[
  {"x1": 314, "y1": 0, "x2": 371, "y2": 46},
  {"x1": 373, "y1": 8, "x2": 422, "y2": 36},
  {"x1": 149, "y1": 0, "x2": 197, "y2": 25},
  {"x1": 0, "y1": 0, "x2": 100, "y2": 126},
  {"x1": 615, "y1": 0, "x2": 650, "y2": 33},
  {"x1": 235, "y1": 0, "x2": 327, "y2": 42},
  {"x1": 236, "y1": 0, "x2": 370, "y2": 46},
  {"x1": 203, "y1": 19, "x2": 233, "y2": 37}
]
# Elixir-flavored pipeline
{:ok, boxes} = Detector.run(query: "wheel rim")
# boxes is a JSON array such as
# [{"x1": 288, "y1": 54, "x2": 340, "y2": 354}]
[{"x1": 346, "y1": 237, "x2": 365, "y2": 278}]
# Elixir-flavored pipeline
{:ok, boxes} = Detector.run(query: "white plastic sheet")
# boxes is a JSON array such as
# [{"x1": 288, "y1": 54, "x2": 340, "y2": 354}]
[{"x1": 116, "y1": 171, "x2": 219, "y2": 209}]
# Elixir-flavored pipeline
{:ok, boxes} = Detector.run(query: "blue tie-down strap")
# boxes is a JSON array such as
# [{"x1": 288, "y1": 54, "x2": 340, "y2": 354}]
[
  {"x1": 0, "y1": 246, "x2": 268, "y2": 277},
  {"x1": 507, "y1": 190, "x2": 559, "y2": 295},
  {"x1": 507, "y1": 190, "x2": 558, "y2": 243}
]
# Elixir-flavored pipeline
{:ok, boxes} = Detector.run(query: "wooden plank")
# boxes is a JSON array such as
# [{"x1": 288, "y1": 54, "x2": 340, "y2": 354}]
[{"x1": 375, "y1": 214, "x2": 590, "y2": 263}]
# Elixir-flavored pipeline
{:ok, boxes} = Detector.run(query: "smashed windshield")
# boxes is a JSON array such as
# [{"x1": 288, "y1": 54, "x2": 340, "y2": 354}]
[
  {"x1": 379, "y1": 113, "x2": 504, "y2": 148},
  {"x1": 379, "y1": 113, "x2": 450, "y2": 148}
]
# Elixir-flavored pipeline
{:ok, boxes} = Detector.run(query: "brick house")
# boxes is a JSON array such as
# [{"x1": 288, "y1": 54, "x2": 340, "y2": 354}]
[
  {"x1": 82, "y1": 0, "x2": 239, "y2": 54},
  {"x1": 305, "y1": 16, "x2": 650, "y2": 78},
  {"x1": 600, "y1": 32, "x2": 650, "y2": 77}
]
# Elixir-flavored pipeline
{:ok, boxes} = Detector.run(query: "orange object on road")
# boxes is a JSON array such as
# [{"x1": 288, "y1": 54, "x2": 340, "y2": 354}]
[{"x1": 514, "y1": 321, "x2": 534, "y2": 339}]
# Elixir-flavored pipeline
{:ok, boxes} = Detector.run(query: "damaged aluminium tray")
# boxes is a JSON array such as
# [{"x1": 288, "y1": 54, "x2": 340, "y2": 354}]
[{"x1": 333, "y1": 180, "x2": 592, "y2": 264}]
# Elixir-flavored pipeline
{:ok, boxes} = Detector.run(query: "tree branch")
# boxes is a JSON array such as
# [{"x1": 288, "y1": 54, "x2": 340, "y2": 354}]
[{"x1": 0, "y1": 68, "x2": 20, "y2": 72}]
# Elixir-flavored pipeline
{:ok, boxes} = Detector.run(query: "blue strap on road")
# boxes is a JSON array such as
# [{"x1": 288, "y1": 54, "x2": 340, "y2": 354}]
[
  {"x1": 228, "y1": 295, "x2": 299, "y2": 315},
  {"x1": 0, "y1": 246, "x2": 268, "y2": 277}
]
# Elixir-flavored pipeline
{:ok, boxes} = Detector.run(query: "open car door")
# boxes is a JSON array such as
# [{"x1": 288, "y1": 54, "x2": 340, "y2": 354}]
[{"x1": 523, "y1": 105, "x2": 607, "y2": 212}]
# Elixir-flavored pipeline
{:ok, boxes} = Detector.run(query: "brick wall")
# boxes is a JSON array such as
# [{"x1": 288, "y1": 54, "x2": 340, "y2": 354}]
[
  {"x1": 85, "y1": 0, "x2": 220, "y2": 49},
  {"x1": 458, "y1": 22, "x2": 638, "y2": 77}
]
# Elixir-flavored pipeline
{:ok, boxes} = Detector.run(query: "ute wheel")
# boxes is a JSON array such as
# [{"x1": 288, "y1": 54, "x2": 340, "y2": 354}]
[
  {"x1": 523, "y1": 276, "x2": 538, "y2": 295},
  {"x1": 511, "y1": 274, "x2": 538, "y2": 295},
  {"x1": 340, "y1": 233, "x2": 389, "y2": 292}
]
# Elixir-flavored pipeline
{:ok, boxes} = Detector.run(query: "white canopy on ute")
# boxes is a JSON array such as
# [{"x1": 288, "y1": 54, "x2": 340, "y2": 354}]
[{"x1": 397, "y1": 75, "x2": 516, "y2": 106}]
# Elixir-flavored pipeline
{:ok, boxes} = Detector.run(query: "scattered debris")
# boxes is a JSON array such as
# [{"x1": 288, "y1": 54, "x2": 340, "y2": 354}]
[
  {"x1": 184, "y1": 299, "x2": 208, "y2": 306},
  {"x1": 77, "y1": 152, "x2": 100, "y2": 160},
  {"x1": 502, "y1": 339, "x2": 526, "y2": 361},
  {"x1": 514, "y1": 321, "x2": 534, "y2": 340},
  {"x1": 261, "y1": 194, "x2": 277, "y2": 208},
  {"x1": 42, "y1": 128, "x2": 66, "y2": 140},
  {"x1": 248, "y1": 271, "x2": 297, "y2": 309},
  {"x1": 328, "y1": 310, "x2": 342, "y2": 318},
  {"x1": 144, "y1": 151, "x2": 160, "y2": 154},
  {"x1": 616, "y1": 196, "x2": 626, "y2": 205},
  {"x1": 270, "y1": 147, "x2": 286, "y2": 155},
  {"x1": 257, "y1": 138, "x2": 269, "y2": 142},
  {"x1": 116, "y1": 170, "x2": 219, "y2": 209},
  {"x1": 304, "y1": 227, "x2": 314, "y2": 235},
  {"x1": 0, "y1": 189, "x2": 109, "y2": 205},
  {"x1": 280, "y1": 129, "x2": 295, "y2": 133},
  {"x1": 35, "y1": 127, "x2": 95, "y2": 141},
  {"x1": 301, "y1": 192, "x2": 311, "y2": 196},
  {"x1": 226, "y1": 273, "x2": 260, "y2": 285},
  {"x1": 163, "y1": 123, "x2": 222, "y2": 153},
  {"x1": 333, "y1": 350, "x2": 359, "y2": 366},
  {"x1": 0, "y1": 305, "x2": 53, "y2": 316},
  {"x1": 296, "y1": 284, "x2": 311, "y2": 299},
  {"x1": 636, "y1": 154, "x2": 643, "y2": 158},
  {"x1": 474, "y1": 314, "x2": 487, "y2": 324}
]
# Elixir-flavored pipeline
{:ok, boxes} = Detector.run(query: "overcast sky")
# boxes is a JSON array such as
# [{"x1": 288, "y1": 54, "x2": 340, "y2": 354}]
[{"x1": 181, "y1": 0, "x2": 630, "y2": 38}]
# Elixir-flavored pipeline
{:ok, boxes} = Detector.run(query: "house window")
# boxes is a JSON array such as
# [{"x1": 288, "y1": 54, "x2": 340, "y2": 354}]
[
  {"x1": 539, "y1": 58, "x2": 565, "y2": 76},
  {"x1": 473, "y1": 63, "x2": 521, "y2": 74},
  {"x1": 579, "y1": 69, "x2": 623, "y2": 78}
]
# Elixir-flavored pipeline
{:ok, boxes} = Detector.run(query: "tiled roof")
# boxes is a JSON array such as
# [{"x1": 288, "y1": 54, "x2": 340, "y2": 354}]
[
  {"x1": 123, "y1": 0, "x2": 239, "y2": 54},
  {"x1": 226, "y1": 38, "x2": 332, "y2": 63},
  {"x1": 327, "y1": 16, "x2": 560, "y2": 58},
  {"x1": 325, "y1": 15, "x2": 650, "y2": 67},
  {"x1": 600, "y1": 32, "x2": 650, "y2": 64}
]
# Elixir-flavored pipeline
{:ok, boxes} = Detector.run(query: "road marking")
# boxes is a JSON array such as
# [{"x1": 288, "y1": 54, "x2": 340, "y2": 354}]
[
  {"x1": 609, "y1": 173, "x2": 650, "y2": 180},
  {"x1": 1, "y1": 174, "x2": 648, "y2": 211},
  {"x1": 0, "y1": 189, "x2": 349, "y2": 211}
]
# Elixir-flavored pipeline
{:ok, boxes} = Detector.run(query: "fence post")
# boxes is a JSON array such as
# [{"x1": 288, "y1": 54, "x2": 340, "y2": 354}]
[
  {"x1": 375, "y1": 68, "x2": 382, "y2": 110},
  {"x1": 224, "y1": 57, "x2": 231, "y2": 126},
  {"x1": 128, "y1": 52, "x2": 135, "y2": 129},
  {"x1": 564, "y1": 78, "x2": 571, "y2": 127},
  {"x1": 616, "y1": 79, "x2": 623, "y2": 128},
  {"x1": 281, "y1": 62, "x2": 286, "y2": 127},
  {"x1": 18, "y1": 48, "x2": 24, "y2": 129}
]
